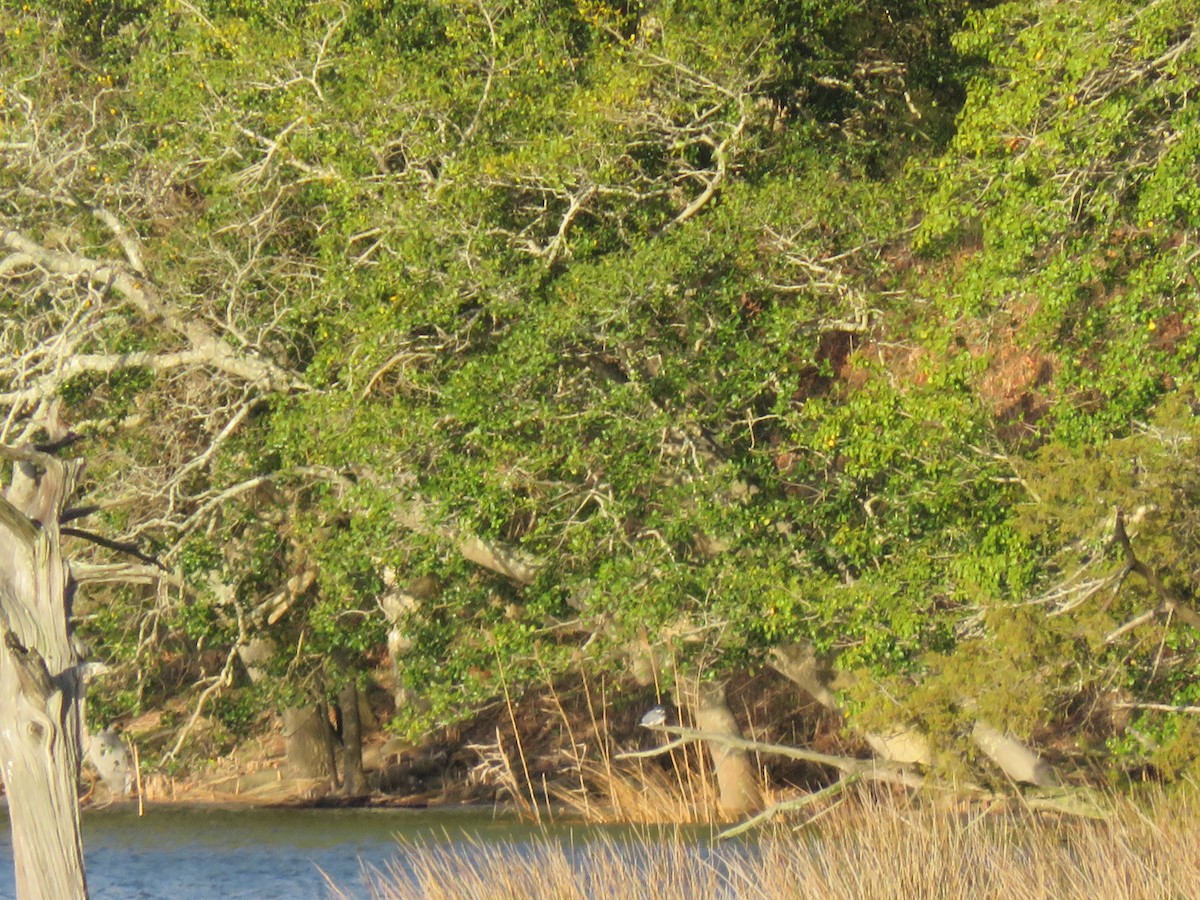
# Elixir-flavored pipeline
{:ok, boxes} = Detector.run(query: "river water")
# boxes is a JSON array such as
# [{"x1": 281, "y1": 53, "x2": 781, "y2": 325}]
[
  {"x1": 0, "y1": 805, "x2": 729, "y2": 899},
  {"x1": 0, "y1": 805, "x2": 577, "y2": 899}
]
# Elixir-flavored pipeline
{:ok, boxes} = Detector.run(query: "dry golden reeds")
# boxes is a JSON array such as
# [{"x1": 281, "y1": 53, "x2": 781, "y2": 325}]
[{"x1": 334, "y1": 786, "x2": 1200, "y2": 900}]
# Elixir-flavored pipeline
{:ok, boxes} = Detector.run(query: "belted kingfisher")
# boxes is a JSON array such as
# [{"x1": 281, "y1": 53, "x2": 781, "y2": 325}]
[{"x1": 639, "y1": 705, "x2": 668, "y2": 728}]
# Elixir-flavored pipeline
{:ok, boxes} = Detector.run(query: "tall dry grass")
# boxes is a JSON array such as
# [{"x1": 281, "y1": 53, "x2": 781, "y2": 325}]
[
  {"x1": 334, "y1": 787, "x2": 1200, "y2": 900},
  {"x1": 462, "y1": 666, "x2": 739, "y2": 826},
  {"x1": 553, "y1": 753, "x2": 729, "y2": 824},
  {"x1": 536, "y1": 666, "x2": 771, "y2": 826}
]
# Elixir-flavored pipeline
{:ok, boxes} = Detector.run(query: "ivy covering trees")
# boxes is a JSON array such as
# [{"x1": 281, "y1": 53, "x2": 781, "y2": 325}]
[{"x1": 3, "y1": 0, "x2": 1200, "y2": 796}]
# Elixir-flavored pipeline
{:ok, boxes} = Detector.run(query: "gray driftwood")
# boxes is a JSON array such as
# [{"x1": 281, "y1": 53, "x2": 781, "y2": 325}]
[{"x1": 0, "y1": 444, "x2": 89, "y2": 898}]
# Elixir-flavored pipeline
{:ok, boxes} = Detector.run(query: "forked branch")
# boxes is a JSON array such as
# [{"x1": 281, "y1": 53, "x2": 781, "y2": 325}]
[{"x1": 1106, "y1": 507, "x2": 1200, "y2": 642}]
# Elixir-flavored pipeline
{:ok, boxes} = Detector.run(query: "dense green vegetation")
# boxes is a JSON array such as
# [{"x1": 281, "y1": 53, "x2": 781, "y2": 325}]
[{"x1": 3, "y1": 0, "x2": 1199, "y2": 790}]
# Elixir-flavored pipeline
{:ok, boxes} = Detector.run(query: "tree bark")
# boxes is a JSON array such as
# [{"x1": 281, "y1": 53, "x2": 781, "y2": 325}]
[
  {"x1": 338, "y1": 681, "x2": 366, "y2": 797},
  {"x1": 83, "y1": 729, "x2": 134, "y2": 798},
  {"x1": 282, "y1": 704, "x2": 337, "y2": 792},
  {"x1": 970, "y1": 721, "x2": 1059, "y2": 787},
  {"x1": 680, "y1": 679, "x2": 763, "y2": 815},
  {"x1": 0, "y1": 445, "x2": 89, "y2": 899}
]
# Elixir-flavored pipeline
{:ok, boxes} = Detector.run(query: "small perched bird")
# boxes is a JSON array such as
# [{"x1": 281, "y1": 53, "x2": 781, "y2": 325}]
[{"x1": 639, "y1": 705, "x2": 668, "y2": 728}]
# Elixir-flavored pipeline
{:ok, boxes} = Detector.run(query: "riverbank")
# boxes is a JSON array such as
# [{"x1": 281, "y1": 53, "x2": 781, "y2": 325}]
[
  {"x1": 83, "y1": 721, "x2": 500, "y2": 809},
  {"x1": 89, "y1": 670, "x2": 842, "y2": 817}
]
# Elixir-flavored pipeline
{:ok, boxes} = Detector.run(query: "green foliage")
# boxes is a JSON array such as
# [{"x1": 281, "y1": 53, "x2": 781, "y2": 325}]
[
  {"x1": 11, "y1": 0, "x2": 1200, "y2": 788},
  {"x1": 209, "y1": 687, "x2": 264, "y2": 739},
  {"x1": 917, "y1": 0, "x2": 1200, "y2": 442},
  {"x1": 24, "y1": 0, "x2": 155, "y2": 60}
]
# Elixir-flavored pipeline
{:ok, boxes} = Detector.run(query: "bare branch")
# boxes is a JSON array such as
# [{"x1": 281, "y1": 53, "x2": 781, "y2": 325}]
[
  {"x1": 0, "y1": 224, "x2": 304, "y2": 393},
  {"x1": 60, "y1": 527, "x2": 167, "y2": 572},
  {"x1": 1115, "y1": 701, "x2": 1200, "y2": 715},
  {"x1": 1105, "y1": 507, "x2": 1200, "y2": 643},
  {"x1": 620, "y1": 722, "x2": 919, "y2": 781}
]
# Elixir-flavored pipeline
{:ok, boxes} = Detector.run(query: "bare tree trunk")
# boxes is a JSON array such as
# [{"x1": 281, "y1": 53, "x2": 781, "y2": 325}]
[
  {"x1": 0, "y1": 444, "x2": 88, "y2": 899},
  {"x1": 971, "y1": 722, "x2": 1059, "y2": 787},
  {"x1": 681, "y1": 680, "x2": 763, "y2": 815},
  {"x1": 338, "y1": 682, "x2": 365, "y2": 797},
  {"x1": 83, "y1": 729, "x2": 134, "y2": 798},
  {"x1": 768, "y1": 641, "x2": 840, "y2": 710},
  {"x1": 283, "y1": 704, "x2": 337, "y2": 794}
]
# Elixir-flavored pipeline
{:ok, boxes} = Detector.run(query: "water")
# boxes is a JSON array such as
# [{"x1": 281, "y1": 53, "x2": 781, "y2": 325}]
[
  {"x1": 0, "y1": 804, "x2": 582, "y2": 899},
  {"x1": 0, "y1": 805, "x2": 734, "y2": 899}
]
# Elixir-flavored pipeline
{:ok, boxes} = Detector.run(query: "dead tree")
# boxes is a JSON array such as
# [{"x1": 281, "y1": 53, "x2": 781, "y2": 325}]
[{"x1": 0, "y1": 442, "x2": 89, "y2": 899}]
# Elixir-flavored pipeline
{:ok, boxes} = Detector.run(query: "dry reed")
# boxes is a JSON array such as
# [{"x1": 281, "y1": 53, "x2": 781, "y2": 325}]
[{"x1": 334, "y1": 786, "x2": 1200, "y2": 900}]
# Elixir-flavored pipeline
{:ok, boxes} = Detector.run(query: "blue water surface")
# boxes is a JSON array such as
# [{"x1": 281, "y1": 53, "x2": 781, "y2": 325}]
[
  {"x1": 0, "y1": 804, "x2": 741, "y2": 899},
  {"x1": 0, "y1": 804, "x2": 532, "y2": 899}
]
